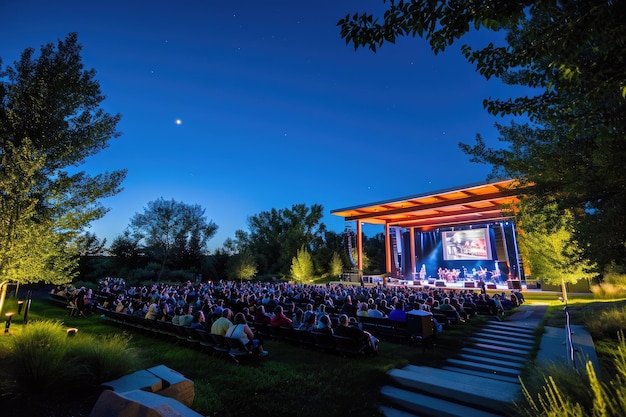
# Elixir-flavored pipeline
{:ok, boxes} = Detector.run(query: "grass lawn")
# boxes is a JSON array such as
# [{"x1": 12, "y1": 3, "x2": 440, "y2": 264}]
[{"x1": 0, "y1": 286, "x2": 623, "y2": 417}]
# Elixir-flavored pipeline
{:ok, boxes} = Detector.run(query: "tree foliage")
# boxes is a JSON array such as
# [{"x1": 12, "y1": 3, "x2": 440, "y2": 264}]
[
  {"x1": 0, "y1": 33, "x2": 126, "y2": 285},
  {"x1": 290, "y1": 246, "x2": 314, "y2": 284},
  {"x1": 227, "y1": 249, "x2": 257, "y2": 283},
  {"x1": 517, "y1": 200, "x2": 596, "y2": 285},
  {"x1": 338, "y1": 1, "x2": 626, "y2": 269},
  {"x1": 234, "y1": 204, "x2": 326, "y2": 275},
  {"x1": 128, "y1": 198, "x2": 218, "y2": 279},
  {"x1": 329, "y1": 251, "x2": 344, "y2": 278}
]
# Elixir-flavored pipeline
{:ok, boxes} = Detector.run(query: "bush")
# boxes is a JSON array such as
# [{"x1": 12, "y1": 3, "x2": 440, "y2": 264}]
[
  {"x1": 8, "y1": 321, "x2": 141, "y2": 397},
  {"x1": 517, "y1": 331, "x2": 626, "y2": 417},
  {"x1": 590, "y1": 283, "x2": 626, "y2": 300},
  {"x1": 585, "y1": 305, "x2": 626, "y2": 340},
  {"x1": 9, "y1": 320, "x2": 69, "y2": 395}
]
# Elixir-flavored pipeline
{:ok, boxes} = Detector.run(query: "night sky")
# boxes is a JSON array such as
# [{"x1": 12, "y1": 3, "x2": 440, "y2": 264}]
[{"x1": 1, "y1": 1, "x2": 522, "y2": 250}]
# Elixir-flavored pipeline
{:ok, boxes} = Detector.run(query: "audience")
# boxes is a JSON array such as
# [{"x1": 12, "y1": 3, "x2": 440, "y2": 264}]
[{"x1": 89, "y1": 277, "x2": 530, "y2": 358}]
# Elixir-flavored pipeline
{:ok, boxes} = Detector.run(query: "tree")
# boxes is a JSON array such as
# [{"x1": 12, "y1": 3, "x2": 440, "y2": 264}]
[
  {"x1": 0, "y1": 33, "x2": 126, "y2": 285},
  {"x1": 129, "y1": 198, "x2": 218, "y2": 279},
  {"x1": 329, "y1": 252, "x2": 344, "y2": 279},
  {"x1": 227, "y1": 249, "x2": 257, "y2": 283},
  {"x1": 290, "y1": 246, "x2": 314, "y2": 284},
  {"x1": 338, "y1": 2, "x2": 626, "y2": 270},
  {"x1": 517, "y1": 200, "x2": 596, "y2": 285},
  {"x1": 109, "y1": 230, "x2": 145, "y2": 272},
  {"x1": 235, "y1": 204, "x2": 326, "y2": 275}
]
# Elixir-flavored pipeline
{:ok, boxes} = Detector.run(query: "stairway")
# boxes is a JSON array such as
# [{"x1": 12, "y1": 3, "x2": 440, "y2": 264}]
[{"x1": 380, "y1": 320, "x2": 538, "y2": 417}]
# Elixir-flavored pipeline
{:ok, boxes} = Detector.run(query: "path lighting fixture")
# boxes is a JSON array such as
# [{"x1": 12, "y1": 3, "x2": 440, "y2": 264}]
[{"x1": 4, "y1": 312, "x2": 14, "y2": 335}]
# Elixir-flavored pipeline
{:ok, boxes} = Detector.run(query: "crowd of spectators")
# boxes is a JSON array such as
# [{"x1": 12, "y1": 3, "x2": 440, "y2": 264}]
[{"x1": 52, "y1": 277, "x2": 524, "y2": 355}]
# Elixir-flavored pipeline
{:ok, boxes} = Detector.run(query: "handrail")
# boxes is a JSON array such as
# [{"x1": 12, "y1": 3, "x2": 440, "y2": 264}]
[
  {"x1": 562, "y1": 279, "x2": 576, "y2": 370},
  {"x1": 564, "y1": 305, "x2": 576, "y2": 370}
]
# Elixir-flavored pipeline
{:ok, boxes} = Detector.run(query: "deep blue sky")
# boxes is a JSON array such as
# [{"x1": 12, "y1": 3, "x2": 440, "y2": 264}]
[{"x1": 2, "y1": 1, "x2": 520, "y2": 250}]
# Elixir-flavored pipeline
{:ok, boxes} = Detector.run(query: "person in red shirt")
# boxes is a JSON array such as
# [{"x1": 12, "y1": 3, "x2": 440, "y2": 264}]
[{"x1": 270, "y1": 305, "x2": 292, "y2": 327}]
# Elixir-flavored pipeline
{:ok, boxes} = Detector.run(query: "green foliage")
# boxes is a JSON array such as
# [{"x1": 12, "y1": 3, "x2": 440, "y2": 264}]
[
  {"x1": 290, "y1": 246, "x2": 314, "y2": 284},
  {"x1": 7, "y1": 320, "x2": 140, "y2": 397},
  {"x1": 590, "y1": 284, "x2": 626, "y2": 301},
  {"x1": 338, "y1": 2, "x2": 626, "y2": 269},
  {"x1": 519, "y1": 331, "x2": 626, "y2": 417},
  {"x1": 227, "y1": 249, "x2": 257, "y2": 282},
  {"x1": 65, "y1": 332, "x2": 140, "y2": 387},
  {"x1": 517, "y1": 200, "x2": 597, "y2": 285},
  {"x1": 585, "y1": 306, "x2": 626, "y2": 341},
  {"x1": 329, "y1": 251, "x2": 344, "y2": 278},
  {"x1": 129, "y1": 198, "x2": 218, "y2": 279},
  {"x1": 0, "y1": 33, "x2": 126, "y2": 285},
  {"x1": 235, "y1": 204, "x2": 326, "y2": 275},
  {"x1": 9, "y1": 320, "x2": 69, "y2": 395}
]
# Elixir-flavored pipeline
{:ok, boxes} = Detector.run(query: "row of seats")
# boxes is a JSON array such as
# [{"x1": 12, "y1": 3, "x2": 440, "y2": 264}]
[
  {"x1": 97, "y1": 307, "x2": 368, "y2": 360},
  {"x1": 251, "y1": 321, "x2": 369, "y2": 355}
]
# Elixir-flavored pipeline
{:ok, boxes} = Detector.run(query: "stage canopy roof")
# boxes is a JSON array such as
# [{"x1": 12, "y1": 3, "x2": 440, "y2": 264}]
[{"x1": 331, "y1": 179, "x2": 524, "y2": 231}]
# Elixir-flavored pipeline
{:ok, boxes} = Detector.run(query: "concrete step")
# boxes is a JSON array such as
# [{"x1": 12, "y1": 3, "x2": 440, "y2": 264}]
[
  {"x1": 471, "y1": 342, "x2": 531, "y2": 357},
  {"x1": 479, "y1": 326, "x2": 536, "y2": 340},
  {"x1": 461, "y1": 347, "x2": 527, "y2": 364},
  {"x1": 381, "y1": 385, "x2": 506, "y2": 417},
  {"x1": 472, "y1": 332, "x2": 535, "y2": 347},
  {"x1": 471, "y1": 336, "x2": 534, "y2": 351},
  {"x1": 484, "y1": 321, "x2": 538, "y2": 334},
  {"x1": 457, "y1": 353, "x2": 525, "y2": 370},
  {"x1": 390, "y1": 365, "x2": 519, "y2": 413},
  {"x1": 446, "y1": 358, "x2": 521, "y2": 378},
  {"x1": 442, "y1": 366, "x2": 520, "y2": 384},
  {"x1": 380, "y1": 405, "x2": 420, "y2": 417}
]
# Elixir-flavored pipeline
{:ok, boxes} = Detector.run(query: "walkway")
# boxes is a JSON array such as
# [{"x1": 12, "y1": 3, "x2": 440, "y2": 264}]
[{"x1": 379, "y1": 304, "x2": 599, "y2": 417}]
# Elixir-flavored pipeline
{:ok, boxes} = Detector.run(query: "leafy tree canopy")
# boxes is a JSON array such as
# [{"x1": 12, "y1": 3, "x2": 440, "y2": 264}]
[
  {"x1": 234, "y1": 204, "x2": 326, "y2": 275},
  {"x1": 338, "y1": 1, "x2": 626, "y2": 269},
  {"x1": 128, "y1": 198, "x2": 218, "y2": 278},
  {"x1": 0, "y1": 33, "x2": 126, "y2": 285}
]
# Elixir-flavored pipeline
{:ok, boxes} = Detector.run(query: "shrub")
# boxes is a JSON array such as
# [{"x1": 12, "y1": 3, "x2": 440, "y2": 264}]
[
  {"x1": 9, "y1": 320, "x2": 69, "y2": 395},
  {"x1": 517, "y1": 331, "x2": 626, "y2": 417},
  {"x1": 590, "y1": 283, "x2": 626, "y2": 300},
  {"x1": 585, "y1": 305, "x2": 626, "y2": 340},
  {"x1": 8, "y1": 321, "x2": 141, "y2": 397}
]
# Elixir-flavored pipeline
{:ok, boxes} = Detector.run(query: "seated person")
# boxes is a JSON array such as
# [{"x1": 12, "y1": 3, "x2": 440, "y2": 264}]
[
  {"x1": 298, "y1": 311, "x2": 317, "y2": 331},
  {"x1": 225, "y1": 312, "x2": 268, "y2": 356},
  {"x1": 315, "y1": 314, "x2": 334, "y2": 333},
  {"x1": 241, "y1": 307, "x2": 256, "y2": 323},
  {"x1": 270, "y1": 305, "x2": 293, "y2": 327},
  {"x1": 190, "y1": 310, "x2": 208, "y2": 330},
  {"x1": 340, "y1": 295, "x2": 357, "y2": 317},
  {"x1": 334, "y1": 314, "x2": 378, "y2": 354},
  {"x1": 356, "y1": 302, "x2": 369, "y2": 317},
  {"x1": 367, "y1": 303, "x2": 385, "y2": 318},
  {"x1": 210, "y1": 308, "x2": 233, "y2": 335},
  {"x1": 388, "y1": 302, "x2": 407, "y2": 322},
  {"x1": 436, "y1": 298, "x2": 464, "y2": 323},
  {"x1": 292, "y1": 307, "x2": 304, "y2": 329},
  {"x1": 254, "y1": 305, "x2": 272, "y2": 325},
  {"x1": 171, "y1": 306, "x2": 184, "y2": 325},
  {"x1": 178, "y1": 305, "x2": 195, "y2": 327}
]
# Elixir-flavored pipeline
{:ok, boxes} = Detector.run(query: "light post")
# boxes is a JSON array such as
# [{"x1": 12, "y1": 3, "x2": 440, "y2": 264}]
[{"x1": 4, "y1": 312, "x2": 14, "y2": 335}]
